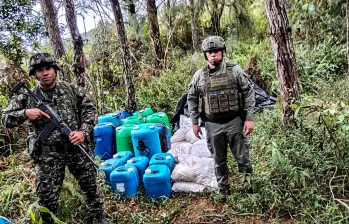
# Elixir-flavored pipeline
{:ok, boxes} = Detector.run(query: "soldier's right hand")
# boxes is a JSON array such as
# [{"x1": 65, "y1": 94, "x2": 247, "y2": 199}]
[
  {"x1": 193, "y1": 124, "x2": 202, "y2": 139},
  {"x1": 25, "y1": 108, "x2": 50, "y2": 121}
]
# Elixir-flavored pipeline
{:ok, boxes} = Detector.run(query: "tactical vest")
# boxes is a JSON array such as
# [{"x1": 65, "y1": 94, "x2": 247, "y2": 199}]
[{"x1": 202, "y1": 62, "x2": 241, "y2": 122}]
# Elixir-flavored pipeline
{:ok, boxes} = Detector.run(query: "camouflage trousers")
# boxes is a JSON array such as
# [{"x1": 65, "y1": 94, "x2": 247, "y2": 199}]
[
  {"x1": 205, "y1": 116, "x2": 252, "y2": 192},
  {"x1": 35, "y1": 143, "x2": 103, "y2": 223}
]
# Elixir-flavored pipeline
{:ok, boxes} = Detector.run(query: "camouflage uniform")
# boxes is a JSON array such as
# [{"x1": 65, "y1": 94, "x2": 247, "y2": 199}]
[
  {"x1": 2, "y1": 54, "x2": 103, "y2": 223},
  {"x1": 187, "y1": 36, "x2": 255, "y2": 194}
]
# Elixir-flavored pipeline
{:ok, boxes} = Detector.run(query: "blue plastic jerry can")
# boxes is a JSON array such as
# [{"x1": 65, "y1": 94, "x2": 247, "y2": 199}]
[
  {"x1": 94, "y1": 122, "x2": 115, "y2": 160},
  {"x1": 143, "y1": 164, "x2": 172, "y2": 199},
  {"x1": 98, "y1": 151, "x2": 134, "y2": 183},
  {"x1": 0, "y1": 217, "x2": 12, "y2": 224},
  {"x1": 149, "y1": 153, "x2": 174, "y2": 170},
  {"x1": 131, "y1": 123, "x2": 162, "y2": 159},
  {"x1": 110, "y1": 165, "x2": 139, "y2": 197},
  {"x1": 125, "y1": 156, "x2": 149, "y2": 182},
  {"x1": 98, "y1": 110, "x2": 131, "y2": 126},
  {"x1": 156, "y1": 123, "x2": 171, "y2": 152}
]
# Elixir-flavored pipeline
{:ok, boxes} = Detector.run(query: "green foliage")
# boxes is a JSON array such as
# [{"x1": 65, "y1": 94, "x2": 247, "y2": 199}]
[
  {"x1": 226, "y1": 38, "x2": 277, "y2": 94},
  {"x1": 136, "y1": 51, "x2": 204, "y2": 117},
  {"x1": 223, "y1": 77, "x2": 349, "y2": 222},
  {"x1": 1, "y1": 0, "x2": 349, "y2": 223},
  {"x1": 290, "y1": 0, "x2": 346, "y2": 44},
  {"x1": 0, "y1": 0, "x2": 45, "y2": 66},
  {"x1": 295, "y1": 39, "x2": 347, "y2": 93}
]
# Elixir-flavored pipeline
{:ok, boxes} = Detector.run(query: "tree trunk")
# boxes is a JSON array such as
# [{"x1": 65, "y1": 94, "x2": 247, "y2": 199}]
[
  {"x1": 110, "y1": 0, "x2": 137, "y2": 113},
  {"x1": 125, "y1": 0, "x2": 139, "y2": 36},
  {"x1": 189, "y1": 0, "x2": 199, "y2": 51},
  {"x1": 146, "y1": 0, "x2": 164, "y2": 69},
  {"x1": 347, "y1": 0, "x2": 349, "y2": 74},
  {"x1": 64, "y1": 0, "x2": 86, "y2": 87},
  {"x1": 40, "y1": 0, "x2": 70, "y2": 82},
  {"x1": 264, "y1": 0, "x2": 300, "y2": 123},
  {"x1": 210, "y1": 0, "x2": 224, "y2": 35}
]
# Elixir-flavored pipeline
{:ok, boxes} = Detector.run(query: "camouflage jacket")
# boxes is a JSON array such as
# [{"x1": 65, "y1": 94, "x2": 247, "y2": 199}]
[
  {"x1": 2, "y1": 81, "x2": 97, "y2": 145},
  {"x1": 187, "y1": 62, "x2": 255, "y2": 125}
]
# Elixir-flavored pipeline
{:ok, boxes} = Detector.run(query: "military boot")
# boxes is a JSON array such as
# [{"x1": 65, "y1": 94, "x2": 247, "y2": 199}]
[
  {"x1": 85, "y1": 213, "x2": 110, "y2": 224},
  {"x1": 219, "y1": 186, "x2": 230, "y2": 203},
  {"x1": 41, "y1": 213, "x2": 54, "y2": 224}
]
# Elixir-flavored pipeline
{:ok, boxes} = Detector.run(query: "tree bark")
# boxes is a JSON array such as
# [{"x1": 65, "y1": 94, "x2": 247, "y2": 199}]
[
  {"x1": 347, "y1": 0, "x2": 349, "y2": 74},
  {"x1": 64, "y1": 0, "x2": 86, "y2": 87},
  {"x1": 110, "y1": 0, "x2": 137, "y2": 113},
  {"x1": 264, "y1": 0, "x2": 300, "y2": 123},
  {"x1": 40, "y1": 0, "x2": 70, "y2": 82},
  {"x1": 125, "y1": 0, "x2": 139, "y2": 36},
  {"x1": 188, "y1": 0, "x2": 199, "y2": 51},
  {"x1": 210, "y1": 0, "x2": 224, "y2": 35},
  {"x1": 146, "y1": 0, "x2": 164, "y2": 69}
]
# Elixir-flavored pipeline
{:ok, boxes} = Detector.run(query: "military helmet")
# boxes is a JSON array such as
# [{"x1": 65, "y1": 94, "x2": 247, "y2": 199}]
[
  {"x1": 28, "y1": 53, "x2": 59, "y2": 76},
  {"x1": 201, "y1": 36, "x2": 226, "y2": 52}
]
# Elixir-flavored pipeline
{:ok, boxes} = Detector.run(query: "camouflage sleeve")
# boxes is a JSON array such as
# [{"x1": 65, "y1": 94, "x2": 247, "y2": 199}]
[
  {"x1": 187, "y1": 70, "x2": 201, "y2": 125},
  {"x1": 1, "y1": 94, "x2": 29, "y2": 128},
  {"x1": 236, "y1": 65, "x2": 255, "y2": 121},
  {"x1": 72, "y1": 85, "x2": 97, "y2": 137}
]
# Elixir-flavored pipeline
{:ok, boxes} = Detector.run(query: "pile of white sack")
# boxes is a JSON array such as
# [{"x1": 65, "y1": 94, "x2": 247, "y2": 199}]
[{"x1": 168, "y1": 115, "x2": 218, "y2": 193}]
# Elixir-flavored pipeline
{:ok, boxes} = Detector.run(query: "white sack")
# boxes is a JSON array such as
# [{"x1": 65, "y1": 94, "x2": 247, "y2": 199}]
[
  {"x1": 171, "y1": 155, "x2": 218, "y2": 189},
  {"x1": 185, "y1": 129, "x2": 200, "y2": 143},
  {"x1": 168, "y1": 142, "x2": 192, "y2": 156},
  {"x1": 172, "y1": 182, "x2": 206, "y2": 193},
  {"x1": 179, "y1": 115, "x2": 193, "y2": 129},
  {"x1": 170, "y1": 128, "x2": 188, "y2": 143},
  {"x1": 185, "y1": 127, "x2": 207, "y2": 143},
  {"x1": 191, "y1": 139, "x2": 212, "y2": 158}
]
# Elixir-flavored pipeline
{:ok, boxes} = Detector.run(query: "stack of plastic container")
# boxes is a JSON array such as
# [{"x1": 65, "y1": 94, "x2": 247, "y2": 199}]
[
  {"x1": 94, "y1": 110, "x2": 131, "y2": 159},
  {"x1": 97, "y1": 108, "x2": 176, "y2": 199},
  {"x1": 99, "y1": 151, "x2": 133, "y2": 183}
]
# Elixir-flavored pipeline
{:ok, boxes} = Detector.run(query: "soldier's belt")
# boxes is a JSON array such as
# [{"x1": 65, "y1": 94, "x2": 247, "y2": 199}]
[
  {"x1": 204, "y1": 111, "x2": 241, "y2": 124},
  {"x1": 41, "y1": 143, "x2": 69, "y2": 153}
]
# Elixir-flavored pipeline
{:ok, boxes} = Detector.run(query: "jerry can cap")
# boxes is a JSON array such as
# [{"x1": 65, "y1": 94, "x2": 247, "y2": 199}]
[
  {"x1": 145, "y1": 168, "x2": 152, "y2": 174},
  {"x1": 101, "y1": 162, "x2": 106, "y2": 166},
  {"x1": 166, "y1": 155, "x2": 172, "y2": 160},
  {"x1": 127, "y1": 159, "x2": 133, "y2": 164},
  {"x1": 149, "y1": 125, "x2": 155, "y2": 130},
  {"x1": 127, "y1": 167, "x2": 134, "y2": 172}
]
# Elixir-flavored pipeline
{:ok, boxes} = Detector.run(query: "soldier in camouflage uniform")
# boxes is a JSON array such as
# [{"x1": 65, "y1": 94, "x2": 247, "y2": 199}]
[
  {"x1": 187, "y1": 36, "x2": 255, "y2": 199},
  {"x1": 2, "y1": 53, "x2": 104, "y2": 223}
]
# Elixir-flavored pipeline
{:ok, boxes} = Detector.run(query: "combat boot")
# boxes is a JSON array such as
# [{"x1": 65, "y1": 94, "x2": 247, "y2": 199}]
[{"x1": 219, "y1": 186, "x2": 230, "y2": 203}]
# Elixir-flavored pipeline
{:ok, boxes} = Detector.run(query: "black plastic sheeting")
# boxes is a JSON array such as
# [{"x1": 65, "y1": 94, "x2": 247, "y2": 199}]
[{"x1": 170, "y1": 83, "x2": 276, "y2": 131}]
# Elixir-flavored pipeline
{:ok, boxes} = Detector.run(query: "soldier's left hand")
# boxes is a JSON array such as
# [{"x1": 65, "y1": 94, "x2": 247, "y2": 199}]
[
  {"x1": 69, "y1": 131, "x2": 85, "y2": 145},
  {"x1": 243, "y1": 120, "x2": 254, "y2": 135}
]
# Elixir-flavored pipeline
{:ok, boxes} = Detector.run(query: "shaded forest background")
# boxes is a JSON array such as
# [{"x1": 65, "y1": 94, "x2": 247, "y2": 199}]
[{"x1": 1, "y1": 0, "x2": 349, "y2": 223}]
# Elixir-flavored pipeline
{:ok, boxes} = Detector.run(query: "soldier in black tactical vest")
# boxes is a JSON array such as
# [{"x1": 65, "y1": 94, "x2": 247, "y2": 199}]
[
  {"x1": 2, "y1": 53, "x2": 105, "y2": 223},
  {"x1": 187, "y1": 36, "x2": 255, "y2": 200}
]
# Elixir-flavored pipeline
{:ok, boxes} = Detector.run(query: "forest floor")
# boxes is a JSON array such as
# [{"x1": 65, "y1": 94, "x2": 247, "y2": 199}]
[{"x1": 0, "y1": 149, "x2": 295, "y2": 224}]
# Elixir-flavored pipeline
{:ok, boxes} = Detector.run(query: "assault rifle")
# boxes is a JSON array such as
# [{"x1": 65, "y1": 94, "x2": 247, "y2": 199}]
[{"x1": 12, "y1": 80, "x2": 98, "y2": 170}]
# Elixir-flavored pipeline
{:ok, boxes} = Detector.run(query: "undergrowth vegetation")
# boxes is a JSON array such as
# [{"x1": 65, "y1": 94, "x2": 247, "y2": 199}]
[{"x1": 1, "y1": 0, "x2": 349, "y2": 222}]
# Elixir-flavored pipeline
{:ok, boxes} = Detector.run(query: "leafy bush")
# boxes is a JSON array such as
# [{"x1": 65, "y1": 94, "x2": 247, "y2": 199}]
[{"x1": 296, "y1": 39, "x2": 347, "y2": 94}]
